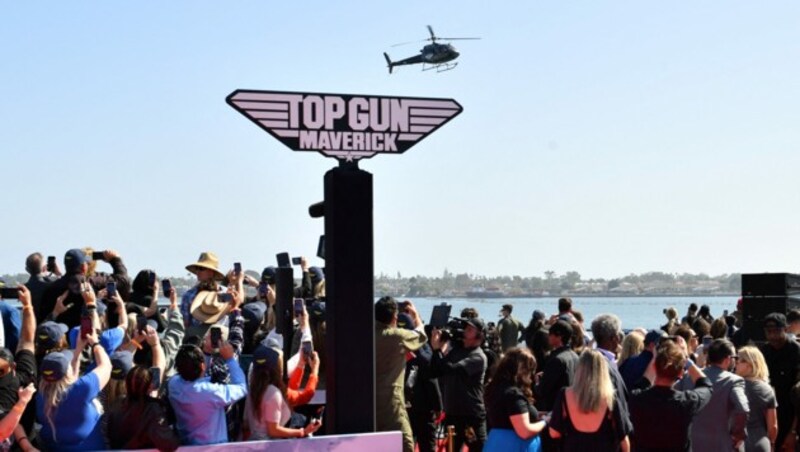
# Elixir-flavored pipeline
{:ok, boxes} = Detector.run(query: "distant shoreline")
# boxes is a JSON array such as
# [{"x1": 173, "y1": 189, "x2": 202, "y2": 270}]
[{"x1": 432, "y1": 292, "x2": 739, "y2": 299}]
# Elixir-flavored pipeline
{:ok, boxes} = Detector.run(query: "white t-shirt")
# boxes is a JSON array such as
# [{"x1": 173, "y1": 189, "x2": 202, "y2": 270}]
[{"x1": 245, "y1": 384, "x2": 292, "y2": 440}]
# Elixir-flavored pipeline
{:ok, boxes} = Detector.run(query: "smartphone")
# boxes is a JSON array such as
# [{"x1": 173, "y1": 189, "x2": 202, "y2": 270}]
[
  {"x1": 136, "y1": 315, "x2": 148, "y2": 334},
  {"x1": 291, "y1": 257, "x2": 302, "y2": 266},
  {"x1": 92, "y1": 251, "x2": 104, "y2": 261},
  {"x1": 210, "y1": 327, "x2": 222, "y2": 348},
  {"x1": 429, "y1": 303, "x2": 452, "y2": 329},
  {"x1": 107, "y1": 281, "x2": 117, "y2": 298},
  {"x1": 80, "y1": 313, "x2": 93, "y2": 339},
  {"x1": 234, "y1": 262, "x2": 242, "y2": 275},
  {"x1": 702, "y1": 336, "x2": 712, "y2": 347},
  {"x1": 294, "y1": 298, "x2": 304, "y2": 316},
  {"x1": 258, "y1": 282, "x2": 268, "y2": 297},
  {"x1": 149, "y1": 367, "x2": 162, "y2": 390},
  {"x1": 220, "y1": 292, "x2": 234, "y2": 303},
  {"x1": 148, "y1": 272, "x2": 156, "y2": 285},
  {"x1": 161, "y1": 279, "x2": 172, "y2": 297},
  {"x1": 276, "y1": 252, "x2": 290, "y2": 268},
  {"x1": 47, "y1": 256, "x2": 56, "y2": 272},
  {"x1": 0, "y1": 287, "x2": 19, "y2": 299},
  {"x1": 302, "y1": 341, "x2": 313, "y2": 356}
]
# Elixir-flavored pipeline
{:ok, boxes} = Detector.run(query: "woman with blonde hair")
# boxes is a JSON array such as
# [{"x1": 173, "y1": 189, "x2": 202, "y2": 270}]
[
  {"x1": 617, "y1": 331, "x2": 644, "y2": 368},
  {"x1": 735, "y1": 346, "x2": 777, "y2": 452},
  {"x1": 549, "y1": 350, "x2": 630, "y2": 452}
]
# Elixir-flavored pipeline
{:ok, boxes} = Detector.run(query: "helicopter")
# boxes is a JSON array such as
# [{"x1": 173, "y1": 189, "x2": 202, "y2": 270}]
[{"x1": 383, "y1": 25, "x2": 480, "y2": 73}]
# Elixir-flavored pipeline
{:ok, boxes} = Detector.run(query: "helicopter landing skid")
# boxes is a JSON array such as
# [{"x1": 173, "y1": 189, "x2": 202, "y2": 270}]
[{"x1": 423, "y1": 62, "x2": 458, "y2": 72}]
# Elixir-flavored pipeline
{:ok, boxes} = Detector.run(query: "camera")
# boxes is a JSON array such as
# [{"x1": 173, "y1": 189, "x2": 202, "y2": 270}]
[{"x1": 440, "y1": 317, "x2": 468, "y2": 343}]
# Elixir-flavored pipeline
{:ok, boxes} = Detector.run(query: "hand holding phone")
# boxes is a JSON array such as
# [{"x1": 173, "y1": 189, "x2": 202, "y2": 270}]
[
  {"x1": 291, "y1": 257, "x2": 302, "y2": 266},
  {"x1": 81, "y1": 313, "x2": 93, "y2": 339},
  {"x1": 149, "y1": 367, "x2": 162, "y2": 391},
  {"x1": 233, "y1": 262, "x2": 242, "y2": 275},
  {"x1": 47, "y1": 256, "x2": 57, "y2": 273},
  {"x1": 210, "y1": 327, "x2": 222, "y2": 349},
  {"x1": 136, "y1": 315, "x2": 148, "y2": 334},
  {"x1": 107, "y1": 282, "x2": 117, "y2": 298},
  {"x1": 92, "y1": 251, "x2": 105, "y2": 261},
  {"x1": 302, "y1": 341, "x2": 313, "y2": 356},
  {"x1": 294, "y1": 298, "x2": 305, "y2": 317},
  {"x1": 0, "y1": 287, "x2": 20, "y2": 299},
  {"x1": 161, "y1": 279, "x2": 172, "y2": 297},
  {"x1": 220, "y1": 292, "x2": 234, "y2": 303}
]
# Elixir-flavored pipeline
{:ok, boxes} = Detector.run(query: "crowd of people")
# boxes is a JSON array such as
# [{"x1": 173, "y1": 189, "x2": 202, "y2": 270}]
[
  {"x1": 2, "y1": 248, "x2": 800, "y2": 452},
  {"x1": 0, "y1": 249, "x2": 326, "y2": 451},
  {"x1": 376, "y1": 297, "x2": 800, "y2": 452}
]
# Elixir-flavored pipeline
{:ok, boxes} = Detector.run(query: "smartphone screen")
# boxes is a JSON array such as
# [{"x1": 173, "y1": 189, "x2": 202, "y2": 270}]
[
  {"x1": 148, "y1": 272, "x2": 156, "y2": 285},
  {"x1": 258, "y1": 282, "x2": 267, "y2": 297},
  {"x1": 234, "y1": 262, "x2": 242, "y2": 275},
  {"x1": 210, "y1": 327, "x2": 222, "y2": 348},
  {"x1": 107, "y1": 282, "x2": 117, "y2": 298},
  {"x1": 149, "y1": 367, "x2": 162, "y2": 390},
  {"x1": 291, "y1": 257, "x2": 302, "y2": 266},
  {"x1": 276, "y1": 252, "x2": 290, "y2": 268},
  {"x1": 0, "y1": 287, "x2": 19, "y2": 299},
  {"x1": 161, "y1": 279, "x2": 172, "y2": 297},
  {"x1": 294, "y1": 298, "x2": 304, "y2": 316},
  {"x1": 80, "y1": 314, "x2": 93, "y2": 338},
  {"x1": 702, "y1": 336, "x2": 712, "y2": 347},
  {"x1": 302, "y1": 341, "x2": 313, "y2": 356},
  {"x1": 136, "y1": 315, "x2": 147, "y2": 334},
  {"x1": 220, "y1": 292, "x2": 234, "y2": 303},
  {"x1": 47, "y1": 256, "x2": 56, "y2": 272},
  {"x1": 92, "y1": 251, "x2": 104, "y2": 261}
]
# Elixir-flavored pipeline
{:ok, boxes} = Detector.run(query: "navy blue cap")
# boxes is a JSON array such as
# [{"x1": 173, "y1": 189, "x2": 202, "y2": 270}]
[
  {"x1": 252, "y1": 338, "x2": 281, "y2": 370},
  {"x1": 64, "y1": 249, "x2": 88, "y2": 274},
  {"x1": 242, "y1": 302, "x2": 267, "y2": 324},
  {"x1": 644, "y1": 329, "x2": 666, "y2": 346},
  {"x1": 36, "y1": 321, "x2": 68, "y2": 351},
  {"x1": 261, "y1": 266, "x2": 277, "y2": 284},
  {"x1": 397, "y1": 313, "x2": 415, "y2": 330},
  {"x1": 110, "y1": 350, "x2": 134, "y2": 380},
  {"x1": 41, "y1": 350, "x2": 74, "y2": 382},
  {"x1": 309, "y1": 266, "x2": 325, "y2": 286}
]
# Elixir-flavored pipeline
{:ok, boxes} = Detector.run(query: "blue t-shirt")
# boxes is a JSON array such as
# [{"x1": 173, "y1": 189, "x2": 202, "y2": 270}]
[{"x1": 36, "y1": 372, "x2": 105, "y2": 451}]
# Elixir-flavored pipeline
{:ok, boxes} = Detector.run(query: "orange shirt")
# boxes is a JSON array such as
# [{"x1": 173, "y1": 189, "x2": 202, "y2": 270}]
[{"x1": 285, "y1": 364, "x2": 318, "y2": 408}]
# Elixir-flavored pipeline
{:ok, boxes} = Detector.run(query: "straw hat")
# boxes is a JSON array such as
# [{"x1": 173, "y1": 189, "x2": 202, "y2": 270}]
[
  {"x1": 190, "y1": 290, "x2": 231, "y2": 325},
  {"x1": 186, "y1": 252, "x2": 225, "y2": 281}
]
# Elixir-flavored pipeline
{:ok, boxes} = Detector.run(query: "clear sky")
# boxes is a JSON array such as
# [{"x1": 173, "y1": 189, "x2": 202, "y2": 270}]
[{"x1": 2, "y1": 2, "x2": 799, "y2": 280}]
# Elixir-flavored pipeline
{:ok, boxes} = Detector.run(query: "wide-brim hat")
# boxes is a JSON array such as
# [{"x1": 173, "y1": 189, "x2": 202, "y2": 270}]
[
  {"x1": 190, "y1": 290, "x2": 231, "y2": 325},
  {"x1": 186, "y1": 252, "x2": 225, "y2": 281}
]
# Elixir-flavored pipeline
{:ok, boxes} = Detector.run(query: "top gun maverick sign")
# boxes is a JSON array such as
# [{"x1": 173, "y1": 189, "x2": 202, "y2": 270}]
[{"x1": 227, "y1": 90, "x2": 463, "y2": 162}]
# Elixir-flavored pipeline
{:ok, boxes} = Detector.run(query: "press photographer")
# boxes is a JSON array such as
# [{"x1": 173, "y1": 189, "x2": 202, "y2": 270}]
[{"x1": 430, "y1": 316, "x2": 488, "y2": 452}]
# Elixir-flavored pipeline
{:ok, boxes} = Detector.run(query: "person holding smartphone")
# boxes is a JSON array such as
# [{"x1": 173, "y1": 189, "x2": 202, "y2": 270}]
[
  {"x1": 244, "y1": 340, "x2": 322, "y2": 440},
  {"x1": 23, "y1": 252, "x2": 59, "y2": 320}
]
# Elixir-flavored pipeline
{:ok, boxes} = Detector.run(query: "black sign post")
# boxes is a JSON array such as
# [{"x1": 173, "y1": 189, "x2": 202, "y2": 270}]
[{"x1": 228, "y1": 90, "x2": 462, "y2": 435}]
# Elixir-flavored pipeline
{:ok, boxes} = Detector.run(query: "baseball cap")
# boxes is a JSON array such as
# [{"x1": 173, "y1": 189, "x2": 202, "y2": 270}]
[
  {"x1": 644, "y1": 329, "x2": 666, "y2": 346},
  {"x1": 397, "y1": 313, "x2": 415, "y2": 330},
  {"x1": 309, "y1": 266, "x2": 325, "y2": 286},
  {"x1": 261, "y1": 266, "x2": 277, "y2": 284},
  {"x1": 41, "y1": 350, "x2": 74, "y2": 382},
  {"x1": 36, "y1": 321, "x2": 69, "y2": 351},
  {"x1": 64, "y1": 249, "x2": 88, "y2": 274},
  {"x1": 465, "y1": 317, "x2": 486, "y2": 334},
  {"x1": 764, "y1": 312, "x2": 787, "y2": 328},
  {"x1": 242, "y1": 302, "x2": 267, "y2": 324},
  {"x1": 110, "y1": 351, "x2": 134, "y2": 380},
  {"x1": 252, "y1": 338, "x2": 282, "y2": 370}
]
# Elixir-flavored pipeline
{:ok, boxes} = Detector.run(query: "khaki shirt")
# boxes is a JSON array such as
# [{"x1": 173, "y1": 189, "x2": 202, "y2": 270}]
[{"x1": 375, "y1": 322, "x2": 427, "y2": 430}]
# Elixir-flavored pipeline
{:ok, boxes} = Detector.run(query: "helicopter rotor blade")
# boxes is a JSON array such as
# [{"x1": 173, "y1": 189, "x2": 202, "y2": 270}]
[
  {"x1": 390, "y1": 39, "x2": 428, "y2": 47},
  {"x1": 427, "y1": 25, "x2": 436, "y2": 41},
  {"x1": 438, "y1": 37, "x2": 481, "y2": 41}
]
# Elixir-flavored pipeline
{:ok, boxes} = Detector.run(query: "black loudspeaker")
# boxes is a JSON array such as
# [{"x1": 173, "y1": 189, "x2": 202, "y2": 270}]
[
  {"x1": 742, "y1": 273, "x2": 800, "y2": 297},
  {"x1": 741, "y1": 296, "x2": 800, "y2": 341}
]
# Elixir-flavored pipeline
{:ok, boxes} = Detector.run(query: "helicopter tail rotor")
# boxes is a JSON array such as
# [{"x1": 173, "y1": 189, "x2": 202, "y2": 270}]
[{"x1": 383, "y1": 52, "x2": 394, "y2": 74}]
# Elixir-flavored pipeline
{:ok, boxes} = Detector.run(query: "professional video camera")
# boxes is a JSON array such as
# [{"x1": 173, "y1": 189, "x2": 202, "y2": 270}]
[{"x1": 440, "y1": 317, "x2": 468, "y2": 343}]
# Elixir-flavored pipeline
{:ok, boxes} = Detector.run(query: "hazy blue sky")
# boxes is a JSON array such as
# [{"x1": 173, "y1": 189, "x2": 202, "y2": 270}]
[{"x1": 2, "y1": 2, "x2": 798, "y2": 279}]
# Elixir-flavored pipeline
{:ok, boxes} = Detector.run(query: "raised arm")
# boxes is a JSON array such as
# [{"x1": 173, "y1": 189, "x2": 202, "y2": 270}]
[
  {"x1": 0, "y1": 384, "x2": 35, "y2": 442},
  {"x1": 16, "y1": 285, "x2": 35, "y2": 353}
]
